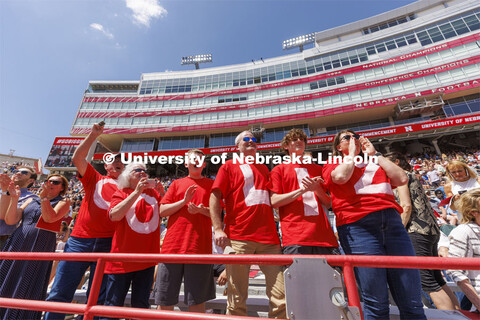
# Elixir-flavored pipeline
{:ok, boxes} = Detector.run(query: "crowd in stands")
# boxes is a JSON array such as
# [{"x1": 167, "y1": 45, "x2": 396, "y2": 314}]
[{"x1": 0, "y1": 124, "x2": 479, "y2": 319}]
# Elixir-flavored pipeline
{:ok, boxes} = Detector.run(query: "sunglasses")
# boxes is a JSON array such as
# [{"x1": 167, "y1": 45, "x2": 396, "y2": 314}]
[
  {"x1": 13, "y1": 169, "x2": 31, "y2": 175},
  {"x1": 242, "y1": 137, "x2": 258, "y2": 143},
  {"x1": 133, "y1": 168, "x2": 147, "y2": 173},
  {"x1": 341, "y1": 134, "x2": 361, "y2": 141},
  {"x1": 47, "y1": 180, "x2": 63, "y2": 185}
]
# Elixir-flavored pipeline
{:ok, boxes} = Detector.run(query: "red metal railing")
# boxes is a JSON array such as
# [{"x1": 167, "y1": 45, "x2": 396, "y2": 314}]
[{"x1": 0, "y1": 252, "x2": 479, "y2": 319}]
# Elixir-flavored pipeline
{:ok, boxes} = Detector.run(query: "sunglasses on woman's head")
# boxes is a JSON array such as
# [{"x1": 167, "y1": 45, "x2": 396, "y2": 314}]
[
  {"x1": 242, "y1": 137, "x2": 257, "y2": 143},
  {"x1": 47, "y1": 180, "x2": 62, "y2": 185},
  {"x1": 133, "y1": 168, "x2": 147, "y2": 173},
  {"x1": 342, "y1": 134, "x2": 361, "y2": 141}
]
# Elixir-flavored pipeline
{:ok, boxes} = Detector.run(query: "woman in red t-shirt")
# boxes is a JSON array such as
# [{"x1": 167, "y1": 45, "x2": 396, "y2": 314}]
[
  {"x1": 102, "y1": 163, "x2": 161, "y2": 313},
  {"x1": 323, "y1": 130, "x2": 425, "y2": 320}
]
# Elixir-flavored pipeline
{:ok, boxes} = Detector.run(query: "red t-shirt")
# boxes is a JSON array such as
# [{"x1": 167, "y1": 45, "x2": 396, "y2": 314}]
[
  {"x1": 105, "y1": 188, "x2": 161, "y2": 274},
  {"x1": 71, "y1": 163, "x2": 117, "y2": 238},
  {"x1": 322, "y1": 162, "x2": 402, "y2": 226},
  {"x1": 160, "y1": 177, "x2": 213, "y2": 254},
  {"x1": 269, "y1": 163, "x2": 338, "y2": 247},
  {"x1": 212, "y1": 159, "x2": 279, "y2": 244}
]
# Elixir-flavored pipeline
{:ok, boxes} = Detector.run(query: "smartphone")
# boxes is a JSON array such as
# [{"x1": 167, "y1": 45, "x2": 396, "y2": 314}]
[
  {"x1": 98, "y1": 121, "x2": 105, "y2": 126},
  {"x1": 146, "y1": 179, "x2": 156, "y2": 189}
]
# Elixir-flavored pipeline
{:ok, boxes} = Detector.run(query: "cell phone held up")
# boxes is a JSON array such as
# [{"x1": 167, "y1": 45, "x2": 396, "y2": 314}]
[
  {"x1": 146, "y1": 179, "x2": 157, "y2": 189},
  {"x1": 98, "y1": 121, "x2": 105, "y2": 127}
]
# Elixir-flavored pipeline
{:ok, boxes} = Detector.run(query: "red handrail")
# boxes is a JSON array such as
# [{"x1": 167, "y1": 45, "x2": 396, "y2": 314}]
[{"x1": 0, "y1": 252, "x2": 478, "y2": 319}]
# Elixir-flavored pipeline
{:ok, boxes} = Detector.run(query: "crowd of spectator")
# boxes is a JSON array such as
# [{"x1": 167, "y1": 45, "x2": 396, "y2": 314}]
[{"x1": 0, "y1": 124, "x2": 479, "y2": 319}]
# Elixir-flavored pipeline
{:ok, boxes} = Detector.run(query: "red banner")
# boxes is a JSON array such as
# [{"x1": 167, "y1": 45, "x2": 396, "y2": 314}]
[{"x1": 52, "y1": 137, "x2": 83, "y2": 145}]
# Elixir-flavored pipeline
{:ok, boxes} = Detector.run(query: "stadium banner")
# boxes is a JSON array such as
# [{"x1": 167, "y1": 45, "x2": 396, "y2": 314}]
[
  {"x1": 83, "y1": 33, "x2": 480, "y2": 104},
  {"x1": 44, "y1": 137, "x2": 83, "y2": 170},
  {"x1": 91, "y1": 113, "x2": 480, "y2": 160}
]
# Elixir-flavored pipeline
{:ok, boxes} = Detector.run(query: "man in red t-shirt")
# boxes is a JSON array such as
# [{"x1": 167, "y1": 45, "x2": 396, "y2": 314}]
[
  {"x1": 103, "y1": 162, "x2": 161, "y2": 311},
  {"x1": 210, "y1": 131, "x2": 286, "y2": 319},
  {"x1": 46, "y1": 122, "x2": 124, "y2": 320},
  {"x1": 154, "y1": 149, "x2": 215, "y2": 313},
  {"x1": 269, "y1": 129, "x2": 338, "y2": 255}
]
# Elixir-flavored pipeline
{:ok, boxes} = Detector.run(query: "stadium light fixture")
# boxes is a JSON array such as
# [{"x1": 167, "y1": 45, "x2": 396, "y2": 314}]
[
  {"x1": 282, "y1": 33, "x2": 316, "y2": 52},
  {"x1": 181, "y1": 54, "x2": 213, "y2": 69}
]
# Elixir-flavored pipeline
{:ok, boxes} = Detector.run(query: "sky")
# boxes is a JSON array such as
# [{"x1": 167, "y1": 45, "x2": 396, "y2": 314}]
[{"x1": 0, "y1": 0, "x2": 416, "y2": 163}]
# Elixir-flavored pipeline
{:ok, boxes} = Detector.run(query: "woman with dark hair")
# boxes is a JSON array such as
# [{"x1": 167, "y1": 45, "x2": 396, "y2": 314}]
[
  {"x1": 386, "y1": 152, "x2": 459, "y2": 310},
  {"x1": 322, "y1": 130, "x2": 425, "y2": 320},
  {"x1": 0, "y1": 174, "x2": 70, "y2": 320}
]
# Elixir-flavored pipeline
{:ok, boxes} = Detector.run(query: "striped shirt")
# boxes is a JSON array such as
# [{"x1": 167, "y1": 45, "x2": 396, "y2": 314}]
[{"x1": 447, "y1": 222, "x2": 480, "y2": 295}]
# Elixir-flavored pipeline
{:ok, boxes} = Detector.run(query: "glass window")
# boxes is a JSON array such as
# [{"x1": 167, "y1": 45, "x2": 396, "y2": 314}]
[
  {"x1": 366, "y1": 46, "x2": 376, "y2": 55},
  {"x1": 427, "y1": 27, "x2": 444, "y2": 42},
  {"x1": 406, "y1": 34, "x2": 417, "y2": 44},
  {"x1": 349, "y1": 55, "x2": 359, "y2": 64},
  {"x1": 318, "y1": 80, "x2": 327, "y2": 88},
  {"x1": 464, "y1": 15, "x2": 480, "y2": 31},
  {"x1": 451, "y1": 19, "x2": 470, "y2": 35},
  {"x1": 417, "y1": 31, "x2": 432, "y2": 46},
  {"x1": 439, "y1": 23, "x2": 457, "y2": 38},
  {"x1": 375, "y1": 43, "x2": 387, "y2": 53},
  {"x1": 385, "y1": 40, "x2": 397, "y2": 50}
]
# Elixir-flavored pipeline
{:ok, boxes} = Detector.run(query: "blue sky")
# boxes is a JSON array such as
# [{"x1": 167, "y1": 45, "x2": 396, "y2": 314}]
[{"x1": 0, "y1": 0, "x2": 415, "y2": 163}]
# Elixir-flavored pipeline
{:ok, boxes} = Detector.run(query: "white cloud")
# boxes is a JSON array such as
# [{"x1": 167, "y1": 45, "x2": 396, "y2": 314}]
[
  {"x1": 125, "y1": 0, "x2": 167, "y2": 27},
  {"x1": 90, "y1": 23, "x2": 114, "y2": 39}
]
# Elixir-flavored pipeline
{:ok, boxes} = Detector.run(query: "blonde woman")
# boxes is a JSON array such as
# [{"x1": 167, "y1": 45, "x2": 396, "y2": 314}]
[{"x1": 447, "y1": 188, "x2": 480, "y2": 312}]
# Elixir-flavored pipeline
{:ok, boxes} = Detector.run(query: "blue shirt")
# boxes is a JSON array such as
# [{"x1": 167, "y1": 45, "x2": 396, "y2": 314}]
[{"x1": 0, "y1": 188, "x2": 38, "y2": 236}]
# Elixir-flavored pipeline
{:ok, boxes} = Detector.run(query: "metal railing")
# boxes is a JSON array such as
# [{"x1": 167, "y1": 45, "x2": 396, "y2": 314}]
[{"x1": 0, "y1": 252, "x2": 479, "y2": 319}]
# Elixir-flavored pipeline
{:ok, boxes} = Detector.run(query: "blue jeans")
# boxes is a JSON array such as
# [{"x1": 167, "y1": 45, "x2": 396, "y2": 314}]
[
  {"x1": 98, "y1": 266, "x2": 155, "y2": 320},
  {"x1": 337, "y1": 208, "x2": 426, "y2": 320},
  {"x1": 45, "y1": 236, "x2": 112, "y2": 320}
]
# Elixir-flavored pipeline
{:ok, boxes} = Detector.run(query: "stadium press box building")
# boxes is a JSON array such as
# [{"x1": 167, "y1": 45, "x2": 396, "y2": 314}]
[{"x1": 53, "y1": 0, "x2": 480, "y2": 172}]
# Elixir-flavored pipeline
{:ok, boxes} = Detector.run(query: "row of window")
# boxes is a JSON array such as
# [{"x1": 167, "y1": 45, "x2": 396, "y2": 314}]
[
  {"x1": 310, "y1": 76, "x2": 346, "y2": 90},
  {"x1": 137, "y1": 10, "x2": 479, "y2": 95},
  {"x1": 417, "y1": 14, "x2": 480, "y2": 46},
  {"x1": 443, "y1": 93, "x2": 480, "y2": 117},
  {"x1": 363, "y1": 14, "x2": 416, "y2": 35},
  {"x1": 74, "y1": 63, "x2": 480, "y2": 129},
  {"x1": 81, "y1": 40, "x2": 479, "y2": 112},
  {"x1": 119, "y1": 125, "x2": 311, "y2": 151},
  {"x1": 218, "y1": 94, "x2": 248, "y2": 104}
]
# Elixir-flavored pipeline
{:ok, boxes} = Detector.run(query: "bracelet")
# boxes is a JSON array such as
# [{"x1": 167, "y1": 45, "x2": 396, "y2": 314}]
[
  {"x1": 1, "y1": 191, "x2": 8, "y2": 196},
  {"x1": 41, "y1": 197, "x2": 49, "y2": 202},
  {"x1": 374, "y1": 152, "x2": 382, "y2": 157}
]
